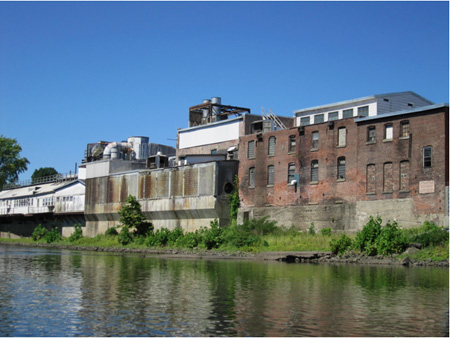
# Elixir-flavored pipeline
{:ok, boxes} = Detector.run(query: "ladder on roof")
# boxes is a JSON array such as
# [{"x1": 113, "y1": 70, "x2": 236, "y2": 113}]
[{"x1": 261, "y1": 107, "x2": 287, "y2": 130}]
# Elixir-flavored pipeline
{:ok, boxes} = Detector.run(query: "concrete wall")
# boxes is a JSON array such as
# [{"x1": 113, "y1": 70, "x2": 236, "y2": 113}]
[{"x1": 84, "y1": 161, "x2": 238, "y2": 236}]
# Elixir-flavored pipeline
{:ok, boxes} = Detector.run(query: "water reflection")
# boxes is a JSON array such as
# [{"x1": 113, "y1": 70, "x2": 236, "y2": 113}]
[{"x1": 0, "y1": 244, "x2": 448, "y2": 337}]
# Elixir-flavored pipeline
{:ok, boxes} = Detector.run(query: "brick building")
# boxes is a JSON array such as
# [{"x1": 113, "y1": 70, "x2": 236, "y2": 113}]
[{"x1": 237, "y1": 94, "x2": 449, "y2": 231}]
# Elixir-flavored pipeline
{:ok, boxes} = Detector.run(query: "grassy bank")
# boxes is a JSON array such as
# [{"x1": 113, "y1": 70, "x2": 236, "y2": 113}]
[{"x1": 1, "y1": 217, "x2": 448, "y2": 263}]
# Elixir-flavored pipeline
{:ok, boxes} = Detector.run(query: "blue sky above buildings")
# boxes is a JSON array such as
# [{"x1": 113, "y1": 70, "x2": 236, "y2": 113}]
[{"x1": 0, "y1": 1, "x2": 448, "y2": 181}]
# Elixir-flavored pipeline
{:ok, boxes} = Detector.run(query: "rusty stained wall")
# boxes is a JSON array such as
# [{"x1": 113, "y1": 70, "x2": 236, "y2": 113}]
[{"x1": 84, "y1": 161, "x2": 238, "y2": 236}]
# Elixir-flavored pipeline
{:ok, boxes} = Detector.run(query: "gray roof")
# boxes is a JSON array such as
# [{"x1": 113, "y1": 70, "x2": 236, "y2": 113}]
[
  {"x1": 0, "y1": 180, "x2": 85, "y2": 200},
  {"x1": 356, "y1": 103, "x2": 448, "y2": 123},
  {"x1": 293, "y1": 91, "x2": 434, "y2": 115}
]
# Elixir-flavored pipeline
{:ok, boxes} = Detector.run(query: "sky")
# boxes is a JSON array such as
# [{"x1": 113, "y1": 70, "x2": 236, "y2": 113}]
[{"x1": 0, "y1": 1, "x2": 448, "y2": 182}]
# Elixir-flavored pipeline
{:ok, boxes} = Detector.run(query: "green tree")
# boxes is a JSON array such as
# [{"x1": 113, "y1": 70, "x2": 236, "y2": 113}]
[
  {"x1": 0, "y1": 136, "x2": 29, "y2": 189},
  {"x1": 118, "y1": 195, "x2": 153, "y2": 243},
  {"x1": 31, "y1": 167, "x2": 58, "y2": 183}
]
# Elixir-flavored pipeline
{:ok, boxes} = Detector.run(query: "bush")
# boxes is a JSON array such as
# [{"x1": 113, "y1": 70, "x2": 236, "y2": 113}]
[
  {"x1": 330, "y1": 234, "x2": 354, "y2": 255},
  {"x1": 167, "y1": 227, "x2": 184, "y2": 245},
  {"x1": 200, "y1": 219, "x2": 224, "y2": 250},
  {"x1": 118, "y1": 195, "x2": 153, "y2": 237},
  {"x1": 375, "y1": 221, "x2": 409, "y2": 255},
  {"x1": 175, "y1": 232, "x2": 200, "y2": 249},
  {"x1": 224, "y1": 225, "x2": 261, "y2": 249},
  {"x1": 321, "y1": 228, "x2": 332, "y2": 236},
  {"x1": 69, "y1": 223, "x2": 83, "y2": 242},
  {"x1": 146, "y1": 228, "x2": 171, "y2": 247},
  {"x1": 118, "y1": 226, "x2": 133, "y2": 245},
  {"x1": 242, "y1": 216, "x2": 278, "y2": 236},
  {"x1": 408, "y1": 221, "x2": 449, "y2": 247},
  {"x1": 105, "y1": 227, "x2": 118, "y2": 236},
  {"x1": 32, "y1": 224, "x2": 48, "y2": 241},
  {"x1": 45, "y1": 227, "x2": 61, "y2": 244},
  {"x1": 354, "y1": 216, "x2": 382, "y2": 255},
  {"x1": 308, "y1": 223, "x2": 316, "y2": 235}
]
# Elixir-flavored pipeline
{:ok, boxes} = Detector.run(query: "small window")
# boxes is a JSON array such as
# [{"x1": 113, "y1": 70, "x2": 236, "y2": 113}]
[
  {"x1": 249, "y1": 167, "x2": 255, "y2": 188},
  {"x1": 338, "y1": 127, "x2": 346, "y2": 147},
  {"x1": 311, "y1": 131, "x2": 319, "y2": 150},
  {"x1": 311, "y1": 160, "x2": 319, "y2": 183},
  {"x1": 211, "y1": 149, "x2": 217, "y2": 154},
  {"x1": 358, "y1": 106, "x2": 369, "y2": 117},
  {"x1": 400, "y1": 121, "x2": 409, "y2": 138},
  {"x1": 300, "y1": 116, "x2": 310, "y2": 126},
  {"x1": 384, "y1": 124, "x2": 393, "y2": 140},
  {"x1": 268, "y1": 136, "x2": 276, "y2": 156},
  {"x1": 343, "y1": 109, "x2": 353, "y2": 119},
  {"x1": 383, "y1": 98, "x2": 390, "y2": 102},
  {"x1": 367, "y1": 126, "x2": 376, "y2": 143},
  {"x1": 288, "y1": 163, "x2": 295, "y2": 183},
  {"x1": 328, "y1": 111, "x2": 339, "y2": 121},
  {"x1": 314, "y1": 114, "x2": 324, "y2": 124},
  {"x1": 288, "y1": 135, "x2": 296, "y2": 153},
  {"x1": 248, "y1": 140, "x2": 255, "y2": 159},
  {"x1": 337, "y1": 157, "x2": 346, "y2": 180},
  {"x1": 267, "y1": 165, "x2": 275, "y2": 186},
  {"x1": 408, "y1": 103, "x2": 414, "y2": 107},
  {"x1": 423, "y1": 146, "x2": 432, "y2": 168}
]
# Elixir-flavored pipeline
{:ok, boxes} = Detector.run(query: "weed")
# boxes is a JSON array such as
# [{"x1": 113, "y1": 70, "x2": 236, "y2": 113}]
[{"x1": 32, "y1": 224, "x2": 48, "y2": 241}]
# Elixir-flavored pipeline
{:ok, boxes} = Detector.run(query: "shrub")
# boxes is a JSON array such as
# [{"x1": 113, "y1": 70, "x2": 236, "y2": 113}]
[
  {"x1": 45, "y1": 227, "x2": 61, "y2": 244},
  {"x1": 229, "y1": 175, "x2": 240, "y2": 223},
  {"x1": 354, "y1": 216, "x2": 382, "y2": 255},
  {"x1": 242, "y1": 216, "x2": 278, "y2": 236},
  {"x1": 146, "y1": 228, "x2": 171, "y2": 247},
  {"x1": 175, "y1": 232, "x2": 200, "y2": 249},
  {"x1": 105, "y1": 227, "x2": 118, "y2": 236},
  {"x1": 408, "y1": 221, "x2": 449, "y2": 247},
  {"x1": 308, "y1": 222, "x2": 316, "y2": 235},
  {"x1": 224, "y1": 224, "x2": 261, "y2": 249},
  {"x1": 118, "y1": 195, "x2": 153, "y2": 237},
  {"x1": 330, "y1": 234, "x2": 354, "y2": 255},
  {"x1": 321, "y1": 228, "x2": 332, "y2": 236},
  {"x1": 375, "y1": 221, "x2": 409, "y2": 255},
  {"x1": 200, "y1": 219, "x2": 224, "y2": 250},
  {"x1": 32, "y1": 224, "x2": 48, "y2": 241},
  {"x1": 118, "y1": 226, "x2": 133, "y2": 245},
  {"x1": 167, "y1": 227, "x2": 184, "y2": 245},
  {"x1": 69, "y1": 223, "x2": 83, "y2": 242}
]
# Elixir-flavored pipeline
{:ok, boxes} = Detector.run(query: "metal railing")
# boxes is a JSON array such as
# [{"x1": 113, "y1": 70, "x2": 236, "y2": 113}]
[{"x1": 2, "y1": 171, "x2": 78, "y2": 190}]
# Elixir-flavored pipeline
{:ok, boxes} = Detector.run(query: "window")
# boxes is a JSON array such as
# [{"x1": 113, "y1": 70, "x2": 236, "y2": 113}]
[
  {"x1": 338, "y1": 127, "x2": 346, "y2": 147},
  {"x1": 288, "y1": 163, "x2": 295, "y2": 183},
  {"x1": 211, "y1": 149, "x2": 217, "y2": 154},
  {"x1": 384, "y1": 124, "x2": 393, "y2": 140},
  {"x1": 268, "y1": 136, "x2": 276, "y2": 156},
  {"x1": 343, "y1": 109, "x2": 353, "y2": 119},
  {"x1": 383, "y1": 162, "x2": 393, "y2": 192},
  {"x1": 400, "y1": 161, "x2": 410, "y2": 191},
  {"x1": 249, "y1": 167, "x2": 255, "y2": 188},
  {"x1": 314, "y1": 114, "x2": 324, "y2": 124},
  {"x1": 337, "y1": 157, "x2": 346, "y2": 180},
  {"x1": 248, "y1": 140, "x2": 255, "y2": 159},
  {"x1": 366, "y1": 164, "x2": 376, "y2": 194},
  {"x1": 358, "y1": 106, "x2": 369, "y2": 117},
  {"x1": 267, "y1": 165, "x2": 275, "y2": 186},
  {"x1": 311, "y1": 160, "x2": 319, "y2": 182},
  {"x1": 400, "y1": 121, "x2": 409, "y2": 138},
  {"x1": 367, "y1": 126, "x2": 376, "y2": 143},
  {"x1": 300, "y1": 116, "x2": 310, "y2": 126},
  {"x1": 328, "y1": 111, "x2": 339, "y2": 121},
  {"x1": 423, "y1": 146, "x2": 432, "y2": 168},
  {"x1": 288, "y1": 135, "x2": 296, "y2": 153},
  {"x1": 311, "y1": 131, "x2": 319, "y2": 150}
]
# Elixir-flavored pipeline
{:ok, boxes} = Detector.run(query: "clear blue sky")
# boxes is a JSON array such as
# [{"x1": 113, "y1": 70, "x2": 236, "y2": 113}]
[{"x1": 1, "y1": 1, "x2": 448, "y2": 181}]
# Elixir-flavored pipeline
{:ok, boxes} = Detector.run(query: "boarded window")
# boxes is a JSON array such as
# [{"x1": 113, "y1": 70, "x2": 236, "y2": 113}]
[
  {"x1": 328, "y1": 111, "x2": 339, "y2": 121},
  {"x1": 267, "y1": 165, "x2": 275, "y2": 186},
  {"x1": 300, "y1": 116, "x2": 310, "y2": 126},
  {"x1": 343, "y1": 109, "x2": 353, "y2": 118},
  {"x1": 288, "y1": 135, "x2": 296, "y2": 153},
  {"x1": 367, "y1": 126, "x2": 376, "y2": 143},
  {"x1": 338, "y1": 127, "x2": 346, "y2": 147},
  {"x1": 400, "y1": 161, "x2": 410, "y2": 191},
  {"x1": 383, "y1": 162, "x2": 393, "y2": 192},
  {"x1": 358, "y1": 106, "x2": 369, "y2": 117},
  {"x1": 288, "y1": 163, "x2": 295, "y2": 183},
  {"x1": 248, "y1": 140, "x2": 255, "y2": 159},
  {"x1": 249, "y1": 167, "x2": 255, "y2": 188},
  {"x1": 366, "y1": 164, "x2": 376, "y2": 193},
  {"x1": 384, "y1": 124, "x2": 393, "y2": 140},
  {"x1": 314, "y1": 114, "x2": 324, "y2": 124},
  {"x1": 337, "y1": 157, "x2": 346, "y2": 180},
  {"x1": 311, "y1": 160, "x2": 319, "y2": 182},
  {"x1": 311, "y1": 131, "x2": 319, "y2": 150},
  {"x1": 268, "y1": 136, "x2": 276, "y2": 156},
  {"x1": 423, "y1": 146, "x2": 432, "y2": 168},
  {"x1": 401, "y1": 121, "x2": 410, "y2": 138}
]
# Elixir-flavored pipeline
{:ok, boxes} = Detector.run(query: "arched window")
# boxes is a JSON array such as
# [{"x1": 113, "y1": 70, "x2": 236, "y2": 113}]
[
  {"x1": 311, "y1": 160, "x2": 319, "y2": 183},
  {"x1": 268, "y1": 136, "x2": 276, "y2": 156},
  {"x1": 267, "y1": 165, "x2": 275, "y2": 186}
]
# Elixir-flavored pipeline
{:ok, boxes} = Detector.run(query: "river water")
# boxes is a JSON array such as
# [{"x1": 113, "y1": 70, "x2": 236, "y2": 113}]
[{"x1": 0, "y1": 244, "x2": 448, "y2": 337}]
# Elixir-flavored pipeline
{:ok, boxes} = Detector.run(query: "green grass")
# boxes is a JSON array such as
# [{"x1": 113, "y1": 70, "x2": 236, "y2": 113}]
[
  {"x1": 398, "y1": 241, "x2": 449, "y2": 262},
  {"x1": 261, "y1": 232, "x2": 343, "y2": 252}
]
